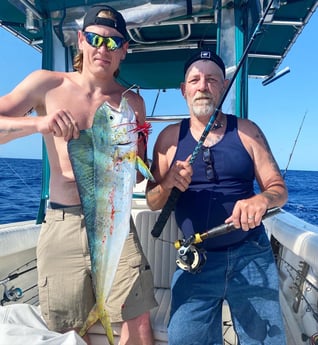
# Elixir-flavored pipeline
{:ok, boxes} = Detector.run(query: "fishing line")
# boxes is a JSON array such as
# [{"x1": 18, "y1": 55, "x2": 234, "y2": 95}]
[
  {"x1": 155, "y1": 237, "x2": 175, "y2": 246},
  {"x1": 0, "y1": 158, "x2": 41, "y2": 199},
  {"x1": 151, "y1": 0, "x2": 275, "y2": 238}
]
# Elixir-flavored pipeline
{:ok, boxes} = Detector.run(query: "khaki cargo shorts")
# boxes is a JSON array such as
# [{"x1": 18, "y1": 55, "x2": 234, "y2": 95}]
[{"x1": 37, "y1": 206, "x2": 157, "y2": 332}]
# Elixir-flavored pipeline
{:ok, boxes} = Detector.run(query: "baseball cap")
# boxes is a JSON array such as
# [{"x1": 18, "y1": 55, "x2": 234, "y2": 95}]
[
  {"x1": 184, "y1": 50, "x2": 226, "y2": 78},
  {"x1": 83, "y1": 5, "x2": 128, "y2": 40}
]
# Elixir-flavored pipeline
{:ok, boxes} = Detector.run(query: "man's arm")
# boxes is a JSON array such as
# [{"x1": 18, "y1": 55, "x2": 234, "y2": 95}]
[
  {"x1": 0, "y1": 114, "x2": 42, "y2": 144},
  {"x1": 226, "y1": 119, "x2": 288, "y2": 230},
  {"x1": 146, "y1": 124, "x2": 192, "y2": 210},
  {"x1": 0, "y1": 70, "x2": 79, "y2": 144}
]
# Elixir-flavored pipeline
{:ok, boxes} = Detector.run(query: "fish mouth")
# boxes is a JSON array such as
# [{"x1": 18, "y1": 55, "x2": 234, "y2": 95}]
[{"x1": 117, "y1": 141, "x2": 132, "y2": 145}]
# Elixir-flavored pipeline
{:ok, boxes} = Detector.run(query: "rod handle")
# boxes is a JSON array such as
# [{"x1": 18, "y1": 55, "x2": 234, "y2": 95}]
[{"x1": 151, "y1": 187, "x2": 181, "y2": 238}]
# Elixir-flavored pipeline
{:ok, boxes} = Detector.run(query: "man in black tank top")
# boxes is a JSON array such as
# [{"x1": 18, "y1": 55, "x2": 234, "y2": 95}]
[{"x1": 146, "y1": 50, "x2": 288, "y2": 345}]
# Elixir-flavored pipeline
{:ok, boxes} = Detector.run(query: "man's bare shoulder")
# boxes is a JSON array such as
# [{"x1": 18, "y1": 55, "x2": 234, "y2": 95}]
[
  {"x1": 28, "y1": 69, "x2": 66, "y2": 80},
  {"x1": 156, "y1": 122, "x2": 181, "y2": 150},
  {"x1": 237, "y1": 116, "x2": 273, "y2": 158},
  {"x1": 123, "y1": 88, "x2": 144, "y2": 106},
  {"x1": 237, "y1": 117, "x2": 265, "y2": 142},
  {"x1": 122, "y1": 88, "x2": 146, "y2": 121},
  {"x1": 24, "y1": 69, "x2": 74, "y2": 90}
]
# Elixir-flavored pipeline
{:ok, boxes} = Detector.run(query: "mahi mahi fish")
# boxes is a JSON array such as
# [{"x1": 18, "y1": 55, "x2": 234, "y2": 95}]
[{"x1": 67, "y1": 96, "x2": 152, "y2": 345}]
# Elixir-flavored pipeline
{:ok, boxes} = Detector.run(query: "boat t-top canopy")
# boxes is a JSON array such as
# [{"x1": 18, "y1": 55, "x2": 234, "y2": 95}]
[{"x1": 0, "y1": 0, "x2": 317, "y2": 90}]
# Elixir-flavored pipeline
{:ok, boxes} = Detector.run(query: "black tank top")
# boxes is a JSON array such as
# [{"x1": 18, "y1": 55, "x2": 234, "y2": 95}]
[{"x1": 173, "y1": 115, "x2": 264, "y2": 250}]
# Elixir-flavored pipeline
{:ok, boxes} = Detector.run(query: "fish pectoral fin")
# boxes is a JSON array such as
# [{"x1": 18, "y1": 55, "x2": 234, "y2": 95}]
[{"x1": 136, "y1": 156, "x2": 155, "y2": 182}]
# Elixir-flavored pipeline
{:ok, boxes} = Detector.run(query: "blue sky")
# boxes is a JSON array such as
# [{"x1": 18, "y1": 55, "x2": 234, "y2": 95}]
[{"x1": 0, "y1": 10, "x2": 317, "y2": 171}]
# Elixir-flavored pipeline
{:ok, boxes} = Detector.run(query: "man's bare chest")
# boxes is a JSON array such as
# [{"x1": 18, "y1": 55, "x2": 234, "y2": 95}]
[{"x1": 45, "y1": 93, "x2": 105, "y2": 130}]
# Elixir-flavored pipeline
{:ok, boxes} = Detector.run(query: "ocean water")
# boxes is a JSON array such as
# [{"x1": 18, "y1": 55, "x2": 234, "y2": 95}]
[
  {"x1": 0, "y1": 157, "x2": 318, "y2": 226},
  {"x1": 0, "y1": 158, "x2": 42, "y2": 224}
]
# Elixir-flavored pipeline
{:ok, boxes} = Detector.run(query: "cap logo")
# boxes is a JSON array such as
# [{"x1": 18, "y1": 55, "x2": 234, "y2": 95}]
[
  {"x1": 183, "y1": 50, "x2": 226, "y2": 77},
  {"x1": 201, "y1": 51, "x2": 211, "y2": 59}
]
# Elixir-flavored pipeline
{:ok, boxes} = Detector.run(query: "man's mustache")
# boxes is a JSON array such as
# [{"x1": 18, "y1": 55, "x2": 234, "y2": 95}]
[{"x1": 193, "y1": 92, "x2": 213, "y2": 102}]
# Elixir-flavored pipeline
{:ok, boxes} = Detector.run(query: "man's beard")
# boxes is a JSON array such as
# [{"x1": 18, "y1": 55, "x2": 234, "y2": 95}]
[{"x1": 191, "y1": 98, "x2": 216, "y2": 118}]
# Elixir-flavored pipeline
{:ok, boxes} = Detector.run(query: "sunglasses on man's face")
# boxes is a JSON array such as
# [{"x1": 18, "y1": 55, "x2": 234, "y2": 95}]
[{"x1": 83, "y1": 32, "x2": 126, "y2": 51}]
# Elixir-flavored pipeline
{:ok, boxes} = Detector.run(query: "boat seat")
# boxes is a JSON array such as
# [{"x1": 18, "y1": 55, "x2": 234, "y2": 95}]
[{"x1": 133, "y1": 210, "x2": 181, "y2": 343}]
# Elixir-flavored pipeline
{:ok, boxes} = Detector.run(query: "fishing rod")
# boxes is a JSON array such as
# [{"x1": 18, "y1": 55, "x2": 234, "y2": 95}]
[
  {"x1": 283, "y1": 110, "x2": 307, "y2": 179},
  {"x1": 0, "y1": 265, "x2": 37, "y2": 286},
  {"x1": 0, "y1": 259, "x2": 37, "y2": 305},
  {"x1": 151, "y1": 0, "x2": 276, "y2": 238},
  {"x1": 174, "y1": 207, "x2": 281, "y2": 273}
]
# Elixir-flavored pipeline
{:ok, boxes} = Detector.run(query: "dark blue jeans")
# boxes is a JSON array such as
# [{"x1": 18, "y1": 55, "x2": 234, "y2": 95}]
[{"x1": 168, "y1": 231, "x2": 286, "y2": 345}]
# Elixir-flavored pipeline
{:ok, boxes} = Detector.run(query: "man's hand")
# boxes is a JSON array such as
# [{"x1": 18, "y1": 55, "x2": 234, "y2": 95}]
[
  {"x1": 162, "y1": 158, "x2": 193, "y2": 192},
  {"x1": 225, "y1": 194, "x2": 269, "y2": 231},
  {"x1": 38, "y1": 110, "x2": 80, "y2": 141}
]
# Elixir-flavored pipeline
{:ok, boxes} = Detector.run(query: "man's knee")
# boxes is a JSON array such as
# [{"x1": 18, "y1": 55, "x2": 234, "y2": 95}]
[
  {"x1": 120, "y1": 312, "x2": 154, "y2": 345},
  {"x1": 125, "y1": 311, "x2": 151, "y2": 329}
]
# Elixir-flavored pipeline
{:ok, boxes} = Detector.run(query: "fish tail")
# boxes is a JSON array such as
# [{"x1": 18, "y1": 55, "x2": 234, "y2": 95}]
[
  {"x1": 100, "y1": 308, "x2": 114, "y2": 345},
  {"x1": 136, "y1": 156, "x2": 155, "y2": 182},
  {"x1": 79, "y1": 304, "x2": 114, "y2": 345},
  {"x1": 78, "y1": 304, "x2": 99, "y2": 337}
]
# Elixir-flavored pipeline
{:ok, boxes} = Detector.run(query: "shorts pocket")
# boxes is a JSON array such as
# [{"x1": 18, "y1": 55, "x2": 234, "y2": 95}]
[
  {"x1": 38, "y1": 276, "x2": 49, "y2": 320},
  {"x1": 127, "y1": 256, "x2": 142, "y2": 269}
]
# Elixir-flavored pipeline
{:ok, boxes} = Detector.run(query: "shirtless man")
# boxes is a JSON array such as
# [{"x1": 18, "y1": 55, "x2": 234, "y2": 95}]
[{"x1": 0, "y1": 5, "x2": 156, "y2": 345}]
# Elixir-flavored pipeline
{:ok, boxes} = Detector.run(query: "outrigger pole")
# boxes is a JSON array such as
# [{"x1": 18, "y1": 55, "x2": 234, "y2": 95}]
[{"x1": 151, "y1": 0, "x2": 276, "y2": 238}]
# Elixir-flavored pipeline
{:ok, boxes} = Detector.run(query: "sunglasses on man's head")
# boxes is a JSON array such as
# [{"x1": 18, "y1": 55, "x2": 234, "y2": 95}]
[{"x1": 83, "y1": 32, "x2": 126, "y2": 51}]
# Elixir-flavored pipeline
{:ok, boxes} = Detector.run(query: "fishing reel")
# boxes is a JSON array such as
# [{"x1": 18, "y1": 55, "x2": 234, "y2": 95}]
[
  {"x1": 1, "y1": 285, "x2": 23, "y2": 305},
  {"x1": 175, "y1": 235, "x2": 207, "y2": 274},
  {"x1": 173, "y1": 208, "x2": 282, "y2": 274}
]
